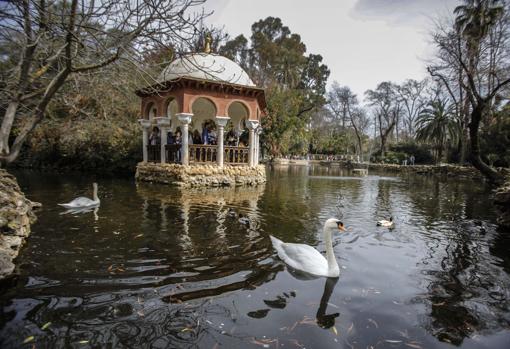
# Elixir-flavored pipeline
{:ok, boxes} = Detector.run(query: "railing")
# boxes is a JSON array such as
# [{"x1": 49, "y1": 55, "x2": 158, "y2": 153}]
[
  {"x1": 225, "y1": 146, "x2": 249, "y2": 164},
  {"x1": 189, "y1": 144, "x2": 217, "y2": 163},
  {"x1": 147, "y1": 145, "x2": 160, "y2": 162},
  {"x1": 165, "y1": 144, "x2": 181, "y2": 163},
  {"x1": 148, "y1": 144, "x2": 249, "y2": 165}
]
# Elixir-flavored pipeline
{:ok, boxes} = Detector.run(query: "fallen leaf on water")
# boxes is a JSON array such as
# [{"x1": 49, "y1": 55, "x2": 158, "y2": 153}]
[
  {"x1": 78, "y1": 340, "x2": 89, "y2": 344},
  {"x1": 289, "y1": 339, "x2": 305, "y2": 348},
  {"x1": 405, "y1": 342, "x2": 422, "y2": 349},
  {"x1": 385, "y1": 339, "x2": 403, "y2": 344},
  {"x1": 135, "y1": 234, "x2": 143, "y2": 238},
  {"x1": 107, "y1": 265, "x2": 114, "y2": 272},
  {"x1": 250, "y1": 338, "x2": 276, "y2": 348},
  {"x1": 347, "y1": 322, "x2": 354, "y2": 334},
  {"x1": 432, "y1": 302, "x2": 445, "y2": 306},
  {"x1": 331, "y1": 326, "x2": 338, "y2": 336},
  {"x1": 181, "y1": 327, "x2": 193, "y2": 332},
  {"x1": 23, "y1": 336, "x2": 34, "y2": 344},
  {"x1": 368, "y1": 318, "x2": 379, "y2": 328},
  {"x1": 41, "y1": 322, "x2": 52, "y2": 330}
]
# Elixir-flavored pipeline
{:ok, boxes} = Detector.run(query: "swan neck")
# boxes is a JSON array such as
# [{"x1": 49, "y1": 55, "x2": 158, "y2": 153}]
[
  {"x1": 323, "y1": 227, "x2": 338, "y2": 272},
  {"x1": 93, "y1": 185, "x2": 98, "y2": 201}
]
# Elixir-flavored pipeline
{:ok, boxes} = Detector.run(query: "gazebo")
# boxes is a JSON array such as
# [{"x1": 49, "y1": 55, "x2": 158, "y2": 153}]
[{"x1": 135, "y1": 40, "x2": 267, "y2": 187}]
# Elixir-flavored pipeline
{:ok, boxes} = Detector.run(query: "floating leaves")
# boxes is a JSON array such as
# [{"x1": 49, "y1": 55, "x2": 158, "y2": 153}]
[
  {"x1": 250, "y1": 337, "x2": 277, "y2": 348},
  {"x1": 22, "y1": 336, "x2": 34, "y2": 344},
  {"x1": 41, "y1": 321, "x2": 52, "y2": 330},
  {"x1": 107, "y1": 263, "x2": 126, "y2": 274}
]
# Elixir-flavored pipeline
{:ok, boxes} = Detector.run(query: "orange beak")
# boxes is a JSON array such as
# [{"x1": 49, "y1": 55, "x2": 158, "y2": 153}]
[{"x1": 338, "y1": 224, "x2": 346, "y2": 232}]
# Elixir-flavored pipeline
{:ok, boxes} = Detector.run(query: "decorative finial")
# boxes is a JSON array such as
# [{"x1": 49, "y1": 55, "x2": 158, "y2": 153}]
[{"x1": 204, "y1": 33, "x2": 212, "y2": 54}]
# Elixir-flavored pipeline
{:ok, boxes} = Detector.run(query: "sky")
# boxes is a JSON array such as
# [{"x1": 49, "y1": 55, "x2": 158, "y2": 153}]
[{"x1": 202, "y1": 0, "x2": 459, "y2": 98}]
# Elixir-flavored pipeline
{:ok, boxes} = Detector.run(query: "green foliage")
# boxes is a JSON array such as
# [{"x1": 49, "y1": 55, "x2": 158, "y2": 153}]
[
  {"x1": 22, "y1": 116, "x2": 141, "y2": 172},
  {"x1": 390, "y1": 142, "x2": 435, "y2": 164},
  {"x1": 416, "y1": 99, "x2": 459, "y2": 162},
  {"x1": 480, "y1": 105, "x2": 510, "y2": 167},
  {"x1": 220, "y1": 17, "x2": 330, "y2": 157}
]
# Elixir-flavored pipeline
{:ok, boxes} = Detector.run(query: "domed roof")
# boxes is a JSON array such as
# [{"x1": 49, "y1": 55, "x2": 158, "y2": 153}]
[{"x1": 158, "y1": 53, "x2": 255, "y2": 87}]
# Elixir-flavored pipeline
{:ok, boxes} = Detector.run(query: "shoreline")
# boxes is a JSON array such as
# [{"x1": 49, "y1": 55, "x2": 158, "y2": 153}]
[{"x1": 0, "y1": 169, "x2": 40, "y2": 281}]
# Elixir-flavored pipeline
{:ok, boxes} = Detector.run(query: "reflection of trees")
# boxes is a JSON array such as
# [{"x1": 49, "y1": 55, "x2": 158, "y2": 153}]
[
  {"x1": 409, "y1": 177, "x2": 510, "y2": 345},
  {"x1": 0, "y1": 294, "x2": 249, "y2": 348},
  {"x1": 421, "y1": 232, "x2": 479, "y2": 345}
]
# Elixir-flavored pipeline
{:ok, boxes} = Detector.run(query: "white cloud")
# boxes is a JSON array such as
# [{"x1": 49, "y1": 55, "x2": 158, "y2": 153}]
[{"x1": 201, "y1": 0, "x2": 458, "y2": 97}]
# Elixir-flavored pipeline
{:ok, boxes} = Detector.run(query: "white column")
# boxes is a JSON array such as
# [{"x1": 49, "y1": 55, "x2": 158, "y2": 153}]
[
  {"x1": 155, "y1": 117, "x2": 171, "y2": 164},
  {"x1": 215, "y1": 116, "x2": 230, "y2": 168},
  {"x1": 177, "y1": 113, "x2": 193, "y2": 166},
  {"x1": 246, "y1": 120, "x2": 259, "y2": 167},
  {"x1": 138, "y1": 119, "x2": 151, "y2": 163},
  {"x1": 255, "y1": 126, "x2": 262, "y2": 165}
]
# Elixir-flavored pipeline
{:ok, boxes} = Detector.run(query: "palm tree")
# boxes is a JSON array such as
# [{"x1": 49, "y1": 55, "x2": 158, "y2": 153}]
[
  {"x1": 452, "y1": 0, "x2": 506, "y2": 183},
  {"x1": 416, "y1": 100, "x2": 459, "y2": 164},
  {"x1": 455, "y1": 0, "x2": 504, "y2": 45}
]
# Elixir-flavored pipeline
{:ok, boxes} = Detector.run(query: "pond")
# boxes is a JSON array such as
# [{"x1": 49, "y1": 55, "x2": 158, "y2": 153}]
[{"x1": 1, "y1": 166, "x2": 510, "y2": 348}]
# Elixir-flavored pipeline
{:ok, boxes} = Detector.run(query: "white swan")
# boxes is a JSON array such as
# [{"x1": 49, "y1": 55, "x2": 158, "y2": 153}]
[
  {"x1": 270, "y1": 218, "x2": 345, "y2": 277},
  {"x1": 377, "y1": 216, "x2": 394, "y2": 228},
  {"x1": 59, "y1": 183, "x2": 100, "y2": 208}
]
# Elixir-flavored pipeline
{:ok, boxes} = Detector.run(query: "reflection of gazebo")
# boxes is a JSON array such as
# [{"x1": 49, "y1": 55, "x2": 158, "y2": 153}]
[{"x1": 135, "y1": 40, "x2": 266, "y2": 169}]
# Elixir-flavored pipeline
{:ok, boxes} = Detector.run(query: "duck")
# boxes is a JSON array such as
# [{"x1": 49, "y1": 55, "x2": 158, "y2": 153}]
[
  {"x1": 377, "y1": 216, "x2": 394, "y2": 228},
  {"x1": 59, "y1": 183, "x2": 100, "y2": 208},
  {"x1": 270, "y1": 218, "x2": 345, "y2": 278}
]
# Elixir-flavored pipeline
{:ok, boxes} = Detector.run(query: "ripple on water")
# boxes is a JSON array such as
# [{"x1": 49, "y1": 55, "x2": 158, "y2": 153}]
[{"x1": 1, "y1": 168, "x2": 509, "y2": 348}]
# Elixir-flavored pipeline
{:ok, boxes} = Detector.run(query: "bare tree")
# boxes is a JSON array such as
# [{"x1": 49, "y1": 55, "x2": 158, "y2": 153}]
[
  {"x1": 327, "y1": 81, "x2": 350, "y2": 129},
  {"x1": 0, "y1": 0, "x2": 206, "y2": 165},
  {"x1": 428, "y1": 1, "x2": 510, "y2": 183},
  {"x1": 365, "y1": 82, "x2": 402, "y2": 156},
  {"x1": 396, "y1": 79, "x2": 428, "y2": 139},
  {"x1": 348, "y1": 106, "x2": 370, "y2": 158}
]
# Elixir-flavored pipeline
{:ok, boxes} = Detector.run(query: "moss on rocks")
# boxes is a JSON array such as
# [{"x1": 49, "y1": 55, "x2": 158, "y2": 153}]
[
  {"x1": 495, "y1": 179, "x2": 510, "y2": 229},
  {"x1": 135, "y1": 163, "x2": 266, "y2": 187},
  {"x1": 0, "y1": 169, "x2": 40, "y2": 280}
]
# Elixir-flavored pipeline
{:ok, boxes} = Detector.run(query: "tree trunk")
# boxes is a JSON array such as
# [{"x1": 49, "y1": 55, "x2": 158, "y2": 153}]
[
  {"x1": 469, "y1": 105, "x2": 504, "y2": 184},
  {"x1": 0, "y1": 101, "x2": 19, "y2": 155}
]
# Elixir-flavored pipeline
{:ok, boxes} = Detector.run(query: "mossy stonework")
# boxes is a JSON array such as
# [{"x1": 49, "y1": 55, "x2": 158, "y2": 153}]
[
  {"x1": 0, "y1": 170, "x2": 40, "y2": 280},
  {"x1": 495, "y1": 180, "x2": 510, "y2": 229},
  {"x1": 135, "y1": 163, "x2": 266, "y2": 187}
]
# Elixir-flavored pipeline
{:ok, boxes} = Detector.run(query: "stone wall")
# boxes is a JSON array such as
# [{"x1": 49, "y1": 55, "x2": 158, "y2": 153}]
[
  {"x1": 364, "y1": 163, "x2": 484, "y2": 180},
  {"x1": 0, "y1": 169, "x2": 40, "y2": 280},
  {"x1": 135, "y1": 162, "x2": 266, "y2": 187}
]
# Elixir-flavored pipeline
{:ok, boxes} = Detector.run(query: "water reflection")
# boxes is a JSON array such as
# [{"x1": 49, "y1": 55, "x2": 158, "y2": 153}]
[
  {"x1": 1, "y1": 168, "x2": 509, "y2": 348},
  {"x1": 60, "y1": 206, "x2": 99, "y2": 221}
]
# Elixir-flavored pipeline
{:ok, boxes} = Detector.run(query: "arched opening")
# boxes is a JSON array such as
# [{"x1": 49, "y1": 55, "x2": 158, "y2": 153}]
[
  {"x1": 166, "y1": 97, "x2": 180, "y2": 131},
  {"x1": 191, "y1": 97, "x2": 217, "y2": 145},
  {"x1": 146, "y1": 102, "x2": 157, "y2": 121},
  {"x1": 227, "y1": 101, "x2": 250, "y2": 147}
]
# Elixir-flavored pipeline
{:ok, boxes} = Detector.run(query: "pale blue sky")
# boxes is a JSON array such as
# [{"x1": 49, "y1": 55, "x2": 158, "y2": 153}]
[{"x1": 203, "y1": 0, "x2": 459, "y2": 97}]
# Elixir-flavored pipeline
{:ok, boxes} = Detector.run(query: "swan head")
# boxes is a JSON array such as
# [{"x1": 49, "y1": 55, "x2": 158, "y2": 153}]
[{"x1": 324, "y1": 218, "x2": 346, "y2": 232}]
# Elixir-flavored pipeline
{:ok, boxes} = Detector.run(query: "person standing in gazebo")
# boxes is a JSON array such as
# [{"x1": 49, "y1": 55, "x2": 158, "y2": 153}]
[{"x1": 202, "y1": 122, "x2": 209, "y2": 145}]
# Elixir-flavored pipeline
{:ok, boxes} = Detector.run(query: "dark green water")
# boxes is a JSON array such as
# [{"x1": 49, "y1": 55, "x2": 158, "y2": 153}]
[{"x1": 1, "y1": 165, "x2": 510, "y2": 348}]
